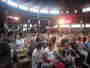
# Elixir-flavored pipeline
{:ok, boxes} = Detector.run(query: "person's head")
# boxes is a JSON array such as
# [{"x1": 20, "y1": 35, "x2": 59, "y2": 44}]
[
  {"x1": 36, "y1": 37, "x2": 40, "y2": 42},
  {"x1": 48, "y1": 36, "x2": 56, "y2": 50},
  {"x1": 16, "y1": 33, "x2": 24, "y2": 39},
  {"x1": 60, "y1": 39, "x2": 70, "y2": 47},
  {"x1": 55, "y1": 38, "x2": 66, "y2": 52},
  {"x1": 79, "y1": 36, "x2": 87, "y2": 43},
  {"x1": 36, "y1": 42, "x2": 42, "y2": 50},
  {"x1": 48, "y1": 36, "x2": 56, "y2": 44},
  {"x1": 70, "y1": 41, "x2": 78, "y2": 49},
  {"x1": 16, "y1": 34, "x2": 21, "y2": 39}
]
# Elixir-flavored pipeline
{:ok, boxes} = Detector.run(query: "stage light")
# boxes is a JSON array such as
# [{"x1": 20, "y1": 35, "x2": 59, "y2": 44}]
[
  {"x1": 74, "y1": 10, "x2": 78, "y2": 14},
  {"x1": 29, "y1": 8, "x2": 33, "y2": 12},
  {"x1": 57, "y1": 15, "x2": 74, "y2": 25},
  {"x1": 23, "y1": 24, "x2": 27, "y2": 28},
  {"x1": 49, "y1": 9, "x2": 59, "y2": 14},
  {"x1": 7, "y1": 1, "x2": 18, "y2": 8},
  {"x1": 1, "y1": 0, "x2": 7, "y2": 2},
  {"x1": 29, "y1": 24, "x2": 32, "y2": 28},
  {"x1": 86, "y1": 7, "x2": 90, "y2": 12},
  {"x1": 57, "y1": 18, "x2": 65, "y2": 25},
  {"x1": 7, "y1": 16, "x2": 20, "y2": 21},
  {"x1": 59, "y1": 24, "x2": 70, "y2": 28},
  {"x1": 40, "y1": 8, "x2": 48, "y2": 14},
  {"x1": 60, "y1": 11, "x2": 64, "y2": 14},
  {"x1": 71, "y1": 24, "x2": 81, "y2": 28},
  {"x1": 53, "y1": 25, "x2": 58, "y2": 28},
  {"x1": 32, "y1": 8, "x2": 39, "y2": 13},
  {"x1": 66, "y1": 20, "x2": 72, "y2": 24},
  {"x1": 82, "y1": 8, "x2": 87, "y2": 12},
  {"x1": 14, "y1": 17, "x2": 20, "y2": 21},
  {"x1": 82, "y1": 7, "x2": 90, "y2": 12},
  {"x1": 66, "y1": 10, "x2": 69, "y2": 14},
  {"x1": 86, "y1": 24, "x2": 90, "y2": 28},
  {"x1": 19, "y1": 5, "x2": 29, "y2": 11},
  {"x1": 23, "y1": 27, "x2": 27, "y2": 32},
  {"x1": 81, "y1": 24, "x2": 84, "y2": 28}
]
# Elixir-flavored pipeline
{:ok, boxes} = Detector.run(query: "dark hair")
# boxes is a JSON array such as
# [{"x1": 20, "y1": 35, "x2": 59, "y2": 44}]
[
  {"x1": 36, "y1": 37, "x2": 40, "y2": 42},
  {"x1": 77, "y1": 37, "x2": 81, "y2": 41},
  {"x1": 49, "y1": 36, "x2": 56, "y2": 44},
  {"x1": 83, "y1": 37, "x2": 87, "y2": 43},
  {"x1": 51, "y1": 37, "x2": 56, "y2": 44},
  {"x1": 61, "y1": 39, "x2": 69, "y2": 45},
  {"x1": 16, "y1": 33, "x2": 24, "y2": 38},
  {"x1": 36, "y1": 42, "x2": 42, "y2": 50},
  {"x1": 8, "y1": 32, "x2": 13, "y2": 36}
]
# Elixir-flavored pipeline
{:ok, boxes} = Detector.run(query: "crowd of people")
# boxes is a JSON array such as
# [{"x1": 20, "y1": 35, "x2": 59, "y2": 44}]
[
  {"x1": 29, "y1": 33, "x2": 90, "y2": 68},
  {"x1": 0, "y1": 32, "x2": 90, "y2": 68}
]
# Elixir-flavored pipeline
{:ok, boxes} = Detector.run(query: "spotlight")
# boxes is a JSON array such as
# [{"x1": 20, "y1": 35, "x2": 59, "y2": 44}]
[
  {"x1": 7, "y1": 1, "x2": 18, "y2": 8},
  {"x1": 71, "y1": 24, "x2": 81, "y2": 28},
  {"x1": 66, "y1": 10, "x2": 69, "y2": 14},
  {"x1": 7, "y1": 16, "x2": 20, "y2": 21},
  {"x1": 82, "y1": 7, "x2": 90, "y2": 12},
  {"x1": 74, "y1": 10, "x2": 78, "y2": 14},
  {"x1": 19, "y1": 5, "x2": 29, "y2": 11},
  {"x1": 40, "y1": 8, "x2": 48, "y2": 14},
  {"x1": 49, "y1": 9, "x2": 59, "y2": 14}
]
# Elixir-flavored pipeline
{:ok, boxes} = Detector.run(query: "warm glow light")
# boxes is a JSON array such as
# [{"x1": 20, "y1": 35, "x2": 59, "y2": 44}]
[
  {"x1": 57, "y1": 15, "x2": 77, "y2": 25},
  {"x1": 57, "y1": 18, "x2": 65, "y2": 25},
  {"x1": 59, "y1": 19, "x2": 64, "y2": 23},
  {"x1": 53, "y1": 25, "x2": 58, "y2": 28},
  {"x1": 14, "y1": 17, "x2": 20, "y2": 21},
  {"x1": 66, "y1": 20, "x2": 72, "y2": 23}
]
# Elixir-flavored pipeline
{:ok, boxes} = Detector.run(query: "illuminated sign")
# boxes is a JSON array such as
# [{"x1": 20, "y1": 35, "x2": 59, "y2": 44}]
[
  {"x1": 4, "y1": 23, "x2": 90, "y2": 32},
  {"x1": 4, "y1": 24, "x2": 33, "y2": 32}
]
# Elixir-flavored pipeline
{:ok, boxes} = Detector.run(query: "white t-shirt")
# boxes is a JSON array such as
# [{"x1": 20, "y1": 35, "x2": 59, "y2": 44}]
[
  {"x1": 16, "y1": 39, "x2": 25, "y2": 48},
  {"x1": 32, "y1": 48, "x2": 44, "y2": 68},
  {"x1": 44, "y1": 47, "x2": 55, "y2": 60}
]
